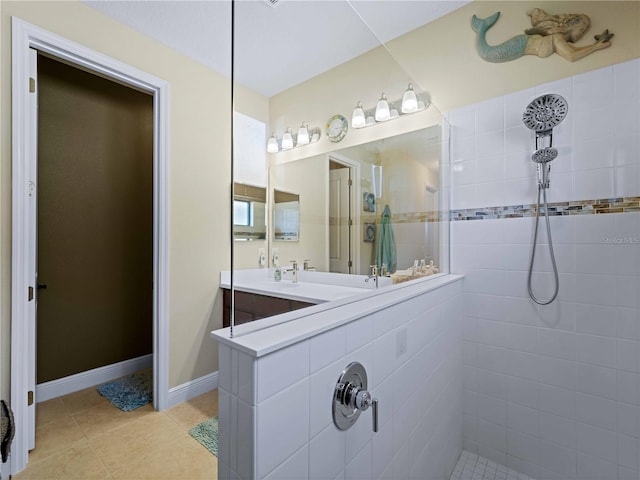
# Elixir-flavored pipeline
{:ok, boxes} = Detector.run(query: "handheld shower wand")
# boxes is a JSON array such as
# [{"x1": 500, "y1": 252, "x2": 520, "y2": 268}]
[{"x1": 522, "y1": 94, "x2": 568, "y2": 305}]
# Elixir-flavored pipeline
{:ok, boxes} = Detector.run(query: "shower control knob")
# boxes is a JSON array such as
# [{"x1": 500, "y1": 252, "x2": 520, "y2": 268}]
[
  {"x1": 333, "y1": 362, "x2": 378, "y2": 432},
  {"x1": 355, "y1": 389, "x2": 372, "y2": 410}
]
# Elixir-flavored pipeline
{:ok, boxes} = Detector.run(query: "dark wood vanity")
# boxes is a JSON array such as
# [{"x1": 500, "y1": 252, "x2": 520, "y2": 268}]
[{"x1": 222, "y1": 288, "x2": 314, "y2": 327}]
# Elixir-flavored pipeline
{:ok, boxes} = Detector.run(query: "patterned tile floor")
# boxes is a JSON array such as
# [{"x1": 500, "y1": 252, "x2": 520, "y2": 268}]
[{"x1": 450, "y1": 451, "x2": 535, "y2": 480}]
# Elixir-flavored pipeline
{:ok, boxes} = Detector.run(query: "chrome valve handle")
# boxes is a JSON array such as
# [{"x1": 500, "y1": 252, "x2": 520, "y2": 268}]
[{"x1": 333, "y1": 362, "x2": 378, "y2": 432}]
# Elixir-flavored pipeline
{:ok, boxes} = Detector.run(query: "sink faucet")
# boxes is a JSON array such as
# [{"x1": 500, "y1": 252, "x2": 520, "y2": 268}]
[
  {"x1": 303, "y1": 259, "x2": 316, "y2": 271},
  {"x1": 285, "y1": 260, "x2": 298, "y2": 283},
  {"x1": 365, "y1": 264, "x2": 379, "y2": 289}
]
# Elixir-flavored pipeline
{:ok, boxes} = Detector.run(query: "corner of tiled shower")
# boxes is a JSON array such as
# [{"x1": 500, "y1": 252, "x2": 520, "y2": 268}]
[
  {"x1": 446, "y1": 58, "x2": 640, "y2": 480},
  {"x1": 451, "y1": 450, "x2": 535, "y2": 480}
]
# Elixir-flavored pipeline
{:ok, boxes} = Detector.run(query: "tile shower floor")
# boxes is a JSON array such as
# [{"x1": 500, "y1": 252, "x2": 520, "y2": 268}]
[
  {"x1": 13, "y1": 385, "x2": 218, "y2": 480},
  {"x1": 450, "y1": 451, "x2": 535, "y2": 480}
]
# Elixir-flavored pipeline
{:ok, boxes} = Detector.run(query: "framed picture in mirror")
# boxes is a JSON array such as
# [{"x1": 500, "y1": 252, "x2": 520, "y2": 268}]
[
  {"x1": 364, "y1": 223, "x2": 376, "y2": 242},
  {"x1": 363, "y1": 192, "x2": 375, "y2": 212}
]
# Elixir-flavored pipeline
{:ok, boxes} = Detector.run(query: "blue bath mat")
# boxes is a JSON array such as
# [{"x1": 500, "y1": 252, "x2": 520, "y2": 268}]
[
  {"x1": 96, "y1": 370, "x2": 152, "y2": 412},
  {"x1": 189, "y1": 416, "x2": 218, "y2": 457}
]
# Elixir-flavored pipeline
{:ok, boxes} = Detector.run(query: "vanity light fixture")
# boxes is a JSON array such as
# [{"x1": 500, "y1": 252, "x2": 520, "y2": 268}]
[
  {"x1": 350, "y1": 83, "x2": 429, "y2": 130},
  {"x1": 374, "y1": 93, "x2": 390, "y2": 122},
  {"x1": 266, "y1": 124, "x2": 321, "y2": 153},
  {"x1": 267, "y1": 133, "x2": 279, "y2": 153},
  {"x1": 296, "y1": 122, "x2": 310, "y2": 146},
  {"x1": 351, "y1": 102, "x2": 366, "y2": 129},
  {"x1": 281, "y1": 128, "x2": 294, "y2": 150},
  {"x1": 401, "y1": 83, "x2": 418, "y2": 113}
]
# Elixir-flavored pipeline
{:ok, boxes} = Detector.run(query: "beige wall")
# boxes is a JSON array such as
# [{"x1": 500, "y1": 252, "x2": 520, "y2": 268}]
[
  {"x1": 269, "y1": 1, "x2": 639, "y2": 133},
  {"x1": 270, "y1": 154, "x2": 329, "y2": 271},
  {"x1": 388, "y1": 0, "x2": 640, "y2": 112},
  {"x1": 0, "y1": 0, "x2": 242, "y2": 394}
]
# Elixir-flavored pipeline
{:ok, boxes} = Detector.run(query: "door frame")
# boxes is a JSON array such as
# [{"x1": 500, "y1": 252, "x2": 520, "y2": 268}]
[
  {"x1": 327, "y1": 153, "x2": 361, "y2": 274},
  {"x1": 11, "y1": 17, "x2": 170, "y2": 475}
]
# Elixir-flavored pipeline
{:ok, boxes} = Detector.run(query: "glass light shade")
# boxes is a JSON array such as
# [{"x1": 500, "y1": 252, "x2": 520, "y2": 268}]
[
  {"x1": 297, "y1": 122, "x2": 309, "y2": 146},
  {"x1": 390, "y1": 109, "x2": 399, "y2": 119},
  {"x1": 352, "y1": 102, "x2": 366, "y2": 128},
  {"x1": 281, "y1": 129, "x2": 294, "y2": 150},
  {"x1": 401, "y1": 83, "x2": 418, "y2": 113},
  {"x1": 267, "y1": 134, "x2": 279, "y2": 153},
  {"x1": 375, "y1": 94, "x2": 390, "y2": 122}
]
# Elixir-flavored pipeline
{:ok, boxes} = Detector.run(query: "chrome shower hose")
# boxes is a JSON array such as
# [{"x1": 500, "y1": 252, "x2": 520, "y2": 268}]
[{"x1": 527, "y1": 185, "x2": 560, "y2": 305}]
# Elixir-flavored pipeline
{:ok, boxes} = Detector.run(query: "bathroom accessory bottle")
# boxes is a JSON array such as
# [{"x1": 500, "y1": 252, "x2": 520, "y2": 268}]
[{"x1": 274, "y1": 267, "x2": 282, "y2": 282}]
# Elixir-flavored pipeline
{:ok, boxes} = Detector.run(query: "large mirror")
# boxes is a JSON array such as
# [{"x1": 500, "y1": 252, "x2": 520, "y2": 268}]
[{"x1": 269, "y1": 126, "x2": 443, "y2": 278}]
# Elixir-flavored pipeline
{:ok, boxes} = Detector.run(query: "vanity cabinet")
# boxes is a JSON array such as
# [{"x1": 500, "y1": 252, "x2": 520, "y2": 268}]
[{"x1": 222, "y1": 288, "x2": 314, "y2": 327}]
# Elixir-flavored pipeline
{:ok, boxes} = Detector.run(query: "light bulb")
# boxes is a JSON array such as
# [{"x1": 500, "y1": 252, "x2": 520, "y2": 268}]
[
  {"x1": 375, "y1": 94, "x2": 390, "y2": 122},
  {"x1": 352, "y1": 102, "x2": 366, "y2": 128},
  {"x1": 281, "y1": 129, "x2": 294, "y2": 150},
  {"x1": 401, "y1": 83, "x2": 418, "y2": 113},
  {"x1": 297, "y1": 122, "x2": 309, "y2": 146},
  {"x1": 267, "y1": 134, "x2": 279, "y2": 153}
]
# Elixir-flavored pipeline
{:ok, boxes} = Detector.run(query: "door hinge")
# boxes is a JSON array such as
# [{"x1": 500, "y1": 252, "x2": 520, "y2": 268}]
[
  {"x1": 348, "y1": 219, "x2": 353, "y2": 226},
  {"x1": 348, "y1": 261, "x2": 353, "y2": 267},
  {"x1": 29, "y1": 77, "x2": 36, "y2": 93},
  {"x1": 27, "y1": 390, "x2": 34, "y2": 406},
  {"x1": 28, "y1": 286, "x2": 34, "y2": 301},
  {"x1": 348, "y1": 179, "x2": 353, "y2": 187}
]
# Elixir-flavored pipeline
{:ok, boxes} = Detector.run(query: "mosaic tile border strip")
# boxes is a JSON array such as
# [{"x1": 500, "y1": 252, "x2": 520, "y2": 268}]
[
  {"x1": 363, "y1": 212, "x2": 444, "y2": 224},
  {"x1": 359, "y1": 196, "x2": 640, "y2": 225},
  {"x1": 451, "y1": 196, "x2": 640, "y2": 221}
]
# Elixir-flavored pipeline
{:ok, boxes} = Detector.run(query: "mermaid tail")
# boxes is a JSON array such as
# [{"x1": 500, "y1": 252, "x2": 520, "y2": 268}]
[{"x1": 472, "y1": 12, "x2": 528, "y2": 63}]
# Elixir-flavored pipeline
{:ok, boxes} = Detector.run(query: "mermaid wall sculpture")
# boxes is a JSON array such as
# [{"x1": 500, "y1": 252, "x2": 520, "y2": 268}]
[{"x1": 472, "y1": 8, "x2": 613, "y2": 63}]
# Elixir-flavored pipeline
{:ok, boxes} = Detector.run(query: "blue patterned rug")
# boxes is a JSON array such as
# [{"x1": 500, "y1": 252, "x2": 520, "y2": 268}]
[
  {"x1": 189, "y1": 416, "x2": 218, "y2": 457},
  {"x1": 96, "y1": 370, "x2": 152, "y2": 412}
]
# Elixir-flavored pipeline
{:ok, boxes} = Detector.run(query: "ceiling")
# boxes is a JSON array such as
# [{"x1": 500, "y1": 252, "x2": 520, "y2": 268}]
[{"x1": 83, "y1": 0, "x2": 469, "y2": 97}]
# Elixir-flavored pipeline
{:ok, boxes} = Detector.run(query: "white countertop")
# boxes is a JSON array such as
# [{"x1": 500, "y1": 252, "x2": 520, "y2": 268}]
[
  {"x1": 220, "y1": 269, "x2": 390, "y2": 304},
  {"x1": 212, "y1": 273, "x2": 463, "y2": 358}
]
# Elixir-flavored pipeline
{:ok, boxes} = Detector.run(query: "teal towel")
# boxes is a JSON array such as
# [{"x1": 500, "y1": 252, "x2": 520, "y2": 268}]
[{"x1": 375, "y1": 204, "x2": 396, "y2": 273}]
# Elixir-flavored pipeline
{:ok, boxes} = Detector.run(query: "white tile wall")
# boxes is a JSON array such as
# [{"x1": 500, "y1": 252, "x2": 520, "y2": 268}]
[
  {"x1": 450, "y1": 59, "x2": 640, "y2": 480},
  {"x1": 449, "y1": 59, "x2": 640, "y2": 209},
  {"x1": 218, "y1": 279, "x2": 464, "y2": 479}
]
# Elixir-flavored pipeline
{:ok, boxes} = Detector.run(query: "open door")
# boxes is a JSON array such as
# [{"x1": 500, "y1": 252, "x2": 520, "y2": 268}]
[
  {"x1": 27, "y1": 47, "x2": 38, "y2": 453},
  {"x1": 11, "y1": 19, "x2": 170, "y2": 476}
]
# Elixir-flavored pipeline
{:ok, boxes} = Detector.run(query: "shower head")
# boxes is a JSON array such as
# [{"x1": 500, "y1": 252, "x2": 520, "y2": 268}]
[
  {"x1": 531, "y1": 147, "x2": 558, "y2": 163},
  {"x1": 522, "y1": 94, "x2": 568, "y2": 133}
]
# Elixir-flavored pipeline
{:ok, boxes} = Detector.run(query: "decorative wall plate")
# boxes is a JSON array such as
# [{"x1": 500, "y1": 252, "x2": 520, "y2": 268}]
[
  {"x1": 326, "y1": 115, "x2": 348, "y2": 143},
  {"x1": 364, "y1": 223, "x2": 376, "y2": 243}
]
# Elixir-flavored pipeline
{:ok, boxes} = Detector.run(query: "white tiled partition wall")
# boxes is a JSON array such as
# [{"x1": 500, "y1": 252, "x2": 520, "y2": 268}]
[
  {"x1": 215, "y1": 277, "x2": 464, "y2": 480},
  {"x1": 449, "y1": 59, "x2": 640, "y2": 480}
]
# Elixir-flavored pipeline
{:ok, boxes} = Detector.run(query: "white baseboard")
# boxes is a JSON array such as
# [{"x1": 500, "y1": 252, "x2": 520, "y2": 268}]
[
  {"x1": 36, "y1": 354, "x2": 153, "y2": 403},
  {"x1": 167, "y1": 371, "x2": 218, "y2": 408}
]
